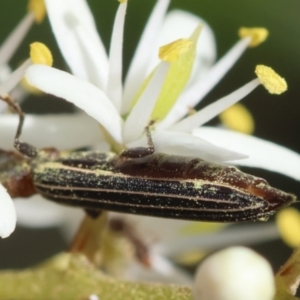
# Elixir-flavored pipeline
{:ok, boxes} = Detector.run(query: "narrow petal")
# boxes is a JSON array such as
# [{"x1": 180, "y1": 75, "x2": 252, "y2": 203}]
[
  {"x1": 123, "y1": 62, "x2": 169, "y2": 143},
  {"x1": 170, "y1": 78, "x2": 260, "y2": 132},
  {"x1": 194, "y1": 127, "x2": 300, "y2": 180},
  {"x1": 147, "y1": 10, "x2": 216, "y2": 82},
  {"x1": 127, "y1": 130, "x2": 247, "y2": 162},
  {"x1": 107, "y1": 1, "x2": 127, "y2": 111},
  {"x1": 122, "y1": 0, "x2": 170, "y2": 114},
  {"x1": 159, "y1": 37, "x2": 251, "y2": 129},
  {"x1": 0, "y1": 184, "x2": 16, "y2": 238},
  {"x1": 25, "y1": 65, "x2": 123, "y2": 144},
  {"x1": 0, "y1": 13, "x2": 34, "y2": 66},
  {"x1": 0, "y1": 113, "x2": 104, "y2": 150},
  {"x1": 45, "y1": 0, "x2": 108, "y2": 89}
]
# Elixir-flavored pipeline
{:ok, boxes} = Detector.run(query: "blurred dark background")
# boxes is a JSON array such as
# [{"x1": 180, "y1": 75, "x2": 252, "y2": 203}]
[{"x1": 0, "y1": 0, "x2": 299, "y2": 275}]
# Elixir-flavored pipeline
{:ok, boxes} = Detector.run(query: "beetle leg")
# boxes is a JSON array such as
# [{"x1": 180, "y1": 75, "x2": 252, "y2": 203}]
[{"x1": 120, "y1": 120, "x2": 156, "y2": 159}]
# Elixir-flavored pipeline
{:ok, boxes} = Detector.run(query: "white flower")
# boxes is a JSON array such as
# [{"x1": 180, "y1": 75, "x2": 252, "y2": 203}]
[
  {"x1": 24, "y1": 0, "x2": 300, "y2": 180},
  {"x1": 19, "y1": 0, "x2": 300, "y2": 281}
]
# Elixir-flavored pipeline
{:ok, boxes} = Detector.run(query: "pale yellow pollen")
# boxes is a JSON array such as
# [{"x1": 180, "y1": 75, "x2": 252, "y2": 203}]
[
  {"x1": 255, "y1": 65, "x2": 287, "y2": 94},
  {"x1": 28, "y1": 0, "x2": 46, "y2": 24},
  {"x1": 118, "y1": 0, "x2": 127, "y2": 3},
  {"x1": 30, "y1": 42, "x2": 53, "y2": 66},
  {"x1": 238, "y1": 27, "x2": 269, "y2": 47},
  {"x1": 159, "y1": 39, "x2": 194, "y2": 63},
  {"x1": 276, "y1": 208, "x2": 300, "y2": 248},
  {"x1": 219, "y1": 103, "x2": 255, "y2": 134},
  {"x1": 175, "y1": 250, "x2": 207, "y2": 266}
]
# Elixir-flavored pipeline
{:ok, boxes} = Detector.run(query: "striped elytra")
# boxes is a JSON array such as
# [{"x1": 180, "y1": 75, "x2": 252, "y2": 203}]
[{"x1": 28, "y1": 150, "x2": 296, "y2": 222}]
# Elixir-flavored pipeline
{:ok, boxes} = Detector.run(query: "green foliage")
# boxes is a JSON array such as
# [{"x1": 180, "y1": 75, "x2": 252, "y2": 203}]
[{"x1": 0, "y1": 253, "x2": 192, "y2": 300}]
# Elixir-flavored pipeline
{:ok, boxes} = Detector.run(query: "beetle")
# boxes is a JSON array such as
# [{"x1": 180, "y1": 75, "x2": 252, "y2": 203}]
[{"x1": 0, "y1": 96, "x2": 296, "y2": 222}]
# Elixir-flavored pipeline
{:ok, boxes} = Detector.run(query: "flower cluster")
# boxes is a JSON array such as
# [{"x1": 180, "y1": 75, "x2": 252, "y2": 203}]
[
  {"x1": 0, "y1": 0, "x2": 299, "y2": 298},
  {"x1": 0, "y1": 0, "x2": 46, "y2": 238}
]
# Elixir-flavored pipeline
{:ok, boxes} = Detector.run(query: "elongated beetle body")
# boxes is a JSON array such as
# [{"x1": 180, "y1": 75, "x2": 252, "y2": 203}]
[{"x1": 0, "y1": 96, "x2": 296, "y2": 222}]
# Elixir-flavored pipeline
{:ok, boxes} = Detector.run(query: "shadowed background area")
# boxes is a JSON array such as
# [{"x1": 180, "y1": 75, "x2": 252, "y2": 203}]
[{"x1": 0, "y1": 0, "x2": 299, "y2": 276}]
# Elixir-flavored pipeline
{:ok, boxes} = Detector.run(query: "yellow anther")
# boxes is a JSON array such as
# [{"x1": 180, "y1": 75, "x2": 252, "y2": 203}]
[
  {"x1": 255, "y1": 65, "x2": 287, "y2": 94},
  {"x1": 238, "y1": 27, "x2": 269, "y2": 47},
  {"x1": 180, "y1": 222, "x2": 225, "y2": 236},
  {"x1": 28, "y1": 0, "x2": 46, "y2": 24},
  {"x1": 159, "y1": 39, "x2": 194, "y2": 63},
  {"x1": 175, "y1": 250, "x2": 207, "y2": 266},
  {"x1": 118, "y1": 0, "x2": 127, "y2": 3},
  {"x1": 30, "y1": 42, "x2": 53, "y2": 66},
  {"x1": 276, "y1": 208, "x2": 300, "y2": 248},
  {"x1": 219, "y1": 103, "x2": 254, "y2": 134}
]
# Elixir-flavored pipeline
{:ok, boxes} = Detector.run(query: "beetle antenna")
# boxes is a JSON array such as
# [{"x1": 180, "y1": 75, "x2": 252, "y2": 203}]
[{"x1": 0, "y1": 95, "x2": 37, "y2": 158}]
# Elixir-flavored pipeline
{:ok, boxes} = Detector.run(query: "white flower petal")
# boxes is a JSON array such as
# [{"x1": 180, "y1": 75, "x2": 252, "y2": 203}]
[
  {"x1": 170, "y1": 78, "x2": 260, "y2": 132},
  {"x1": 127, "y1": 130, "x2": 247, "y2": 162},
  {"x1": 194, "y1": 127, "x2": 300, "y2": 180},
  {"x1": 25, "y1": 65, "x2": 123, "y2": 144},
  {"x1": 15, "y1": 195, "x2": 66, "y2": 228},
  {"x1": 45, "y1": 0, "x2": 108, "y2": 89},
  {"x1": 0, "y1": 184, "x2": 16, "y2": 238},
  {"x1": 0, "y1": 64, "x2": 12, "y2": 84},
  {"x1": 159, "y1": 38, "x2": 251, "y2": 129},
  {"x1": 123, "y1": 62, "x2": 169, "y2": 143},
  {"x1": 147, "y1": 10, "x2": 216, "y2": 80},
  {"x1": 107, "y1": 1, "x2": 127, "y2": 111},
  {"x1": 122, "y1": 0, "x2": 170, "y2": 114},
  {"x1": 15, "y1": 195, "x2": 84, "y2": 241},
  {"x1": 0, "y1": 113, "x2": 103, "y2": 150},
  {"x1": 14, "y1": 195, "x2": 84, "y2": 232}
]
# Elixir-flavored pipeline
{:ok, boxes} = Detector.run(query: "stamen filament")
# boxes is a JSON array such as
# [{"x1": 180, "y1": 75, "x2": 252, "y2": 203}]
[
  {"x1": 156, "y1": 222, "x2": 278, "y2": 258},
  {"x1": 0, "y1": 58, "x2": 31, "y2": 96},
  {"x1": 158, "y1": 37, "x2": 251, "y2": 129},
  {"x1": 0, "y1": 13, "x2": 34, "y2": 66},
  {"x1": 170, "y1": 78, "x2": 260, "y2": 132}
]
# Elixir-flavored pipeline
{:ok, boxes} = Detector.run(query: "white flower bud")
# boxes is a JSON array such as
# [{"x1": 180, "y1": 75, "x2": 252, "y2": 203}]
[{"x1": 193, "y1": 246, "x2": 275, "y2": 300}]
